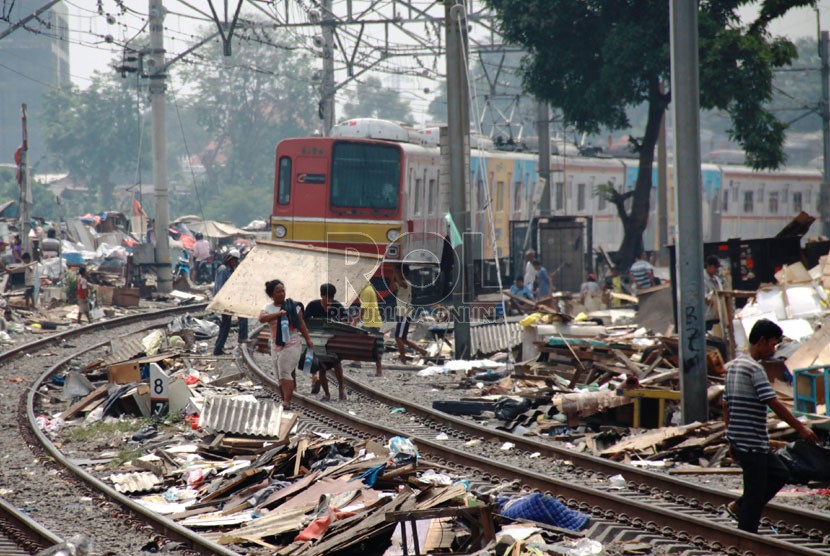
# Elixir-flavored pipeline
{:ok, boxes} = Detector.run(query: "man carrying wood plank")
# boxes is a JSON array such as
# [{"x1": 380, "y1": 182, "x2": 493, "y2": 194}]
[{"x1": 723, "y1": 318, "x2": 819, "y2": 533}]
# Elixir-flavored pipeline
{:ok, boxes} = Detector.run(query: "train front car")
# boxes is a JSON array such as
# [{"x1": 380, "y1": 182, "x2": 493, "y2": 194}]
[{"x1": 272, "y1": 119, "x2": 449, "y2": 299}]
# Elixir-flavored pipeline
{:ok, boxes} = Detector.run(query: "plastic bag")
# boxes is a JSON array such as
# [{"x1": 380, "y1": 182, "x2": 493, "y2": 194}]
[
  {"x1": 777, "y1": 441, "x2": 830, "y2": 484},
  {"x1": 494, "y1": 397, "x2": 532, "y2": 421},
  {"x1": 389, "y1": 436, "x2": 418, "y2": 459},
  {"x1": 35, "y1": 534, "x2": 93, "y2": 556}
]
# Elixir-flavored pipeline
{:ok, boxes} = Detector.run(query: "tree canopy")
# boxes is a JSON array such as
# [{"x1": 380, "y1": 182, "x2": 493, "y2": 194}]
[
  {"x1": 342, "y1": 76, "x2": 413, "y2": 122},
  {"x1": 175, "y1": 28, "x2": 318, "y2": 223},
  {"x1": 485, "y1": 0, "x2": 812, "y2": 268},
  {"x1": 40, "y1": 74, "x2": 148, "y2": 212}
]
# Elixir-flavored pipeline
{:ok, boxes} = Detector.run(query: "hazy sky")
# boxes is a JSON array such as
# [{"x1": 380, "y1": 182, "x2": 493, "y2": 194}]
[{"x1": 65, "y1": 1, "x2": 830, "y2": 99}]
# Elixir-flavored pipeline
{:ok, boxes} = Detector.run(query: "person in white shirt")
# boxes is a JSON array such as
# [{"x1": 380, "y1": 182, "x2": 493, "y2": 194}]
[
  {"x1": 704, "y1": 255, "x2": 725, "y2": 331},
  {"x1": 258, "y1": 279, "x2": 313, "y2": 410},
  {"x1": 523, "y1": 249, "x2": 537, "y2": 292}
]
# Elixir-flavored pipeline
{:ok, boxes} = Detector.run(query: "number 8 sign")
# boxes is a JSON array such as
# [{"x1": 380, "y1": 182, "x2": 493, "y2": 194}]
[{"x1": 149, "y1": 363, "x2": 170, "y2": 417}]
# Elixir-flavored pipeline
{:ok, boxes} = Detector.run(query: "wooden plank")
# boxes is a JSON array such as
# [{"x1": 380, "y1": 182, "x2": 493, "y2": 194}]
[
  {"x1": 668, "y1": 466, "x2": 742, "y2": 475},
  {"x1": 293, "y1": 437, "x2": 309, "y2": 477},
  {"x1": 59, "y1": 384, "x2": 108, "y2": 420},
  {"x1": 612, "y1": 349, "x2": 646, "y2": 377}
]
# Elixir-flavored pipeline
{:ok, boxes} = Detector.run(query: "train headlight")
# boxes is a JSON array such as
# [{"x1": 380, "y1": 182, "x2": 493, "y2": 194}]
[
  {"x1": 386, "y1": 228, "x2": 400, "y2": 242},
  {"x1": 274, "y1": 225, "x2": 287, "y2": 238}
]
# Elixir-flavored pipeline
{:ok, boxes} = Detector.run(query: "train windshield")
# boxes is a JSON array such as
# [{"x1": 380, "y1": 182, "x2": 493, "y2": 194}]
[{"x1": 331, "y1": 142, "x2": 400, "y2": 210}]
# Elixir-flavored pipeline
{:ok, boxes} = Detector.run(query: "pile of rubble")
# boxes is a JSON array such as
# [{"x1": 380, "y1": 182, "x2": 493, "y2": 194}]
[{"x1": 35, "y1": 320, "x2": 613, "y2": 555}]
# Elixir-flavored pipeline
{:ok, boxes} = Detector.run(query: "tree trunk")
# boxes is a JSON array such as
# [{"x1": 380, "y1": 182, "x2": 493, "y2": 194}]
[{"x1": 616, "y1": 78, "x2": 669, "y2": 270}]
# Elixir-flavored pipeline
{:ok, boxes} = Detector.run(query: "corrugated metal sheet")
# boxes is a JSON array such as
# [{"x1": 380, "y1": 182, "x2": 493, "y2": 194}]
[
  {"x1": 470, "y1": 321, "x2": 522, "y2": 357},
  {"x1": 200, "y1": 395, "x2": 283, "y2": 437},
  {"x1": 102, "y1": 334, "x2": 146, "y2": 365},
  {"x1": 108, "y1": 472, "x2": 162, "y2": 494}
]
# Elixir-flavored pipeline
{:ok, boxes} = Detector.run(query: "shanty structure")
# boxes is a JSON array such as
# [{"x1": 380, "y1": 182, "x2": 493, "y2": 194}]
[
  {"x1": 171, "y1": 216, "x2": 249, "y2": 240},
  {"x1": 208, "y1": 241, "x2": 381, "y2": 318}
]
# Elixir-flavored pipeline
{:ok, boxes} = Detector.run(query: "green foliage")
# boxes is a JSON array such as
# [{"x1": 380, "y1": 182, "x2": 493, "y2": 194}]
[
  {"x1": 68, "y1": 417, "x2": 150, "y2": 442},
  {"x1": 64, "y1": 271, "x2": 77, "y2": 304},
  {"x1": 485, "y1": 0, "x2": 809, "y2": 266},
  {"x1": 0, "y1": 167, "x2": 63, "y2": 221},
  {"x1": 202, "y1": 183, "x2": 271, "y2": 224},
  {"x1": 40, "y1": 75, "x2": 149, "y2": 211},
  {"x1": 175, "y1": 26, "x2": 318, "y2": 224},
  {"x1": 342, "y1": 76, "x2": 413, "y2": 122}
]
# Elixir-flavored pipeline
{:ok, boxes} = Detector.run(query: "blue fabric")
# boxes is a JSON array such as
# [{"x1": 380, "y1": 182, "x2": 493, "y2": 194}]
[
  {"x1": 536, "y1": 267, "x2": 551, "y2": 297},
  {"x1": 353, "y1": 463, "x2": 386, "y2": 487},
  {"x1": 497, "y1": 493, "x2": 590, "y2": 531},
  {"x1": 510, "y1": 284, "x2": 534, "y2": 300}
]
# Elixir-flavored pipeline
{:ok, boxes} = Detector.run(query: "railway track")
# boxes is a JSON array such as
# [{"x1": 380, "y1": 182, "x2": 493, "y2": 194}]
[
  {"x1": 0, "y1": 496, "x2": 62, "y2": 555},
  {"x1": 0, "y1": 303, "x2": 244, "y2": 556},
  {"x1": 237, "y1": 342, "x2": 830, "y2": 556},
  {"x1": 11, "y1": 310, "x2": 830, "y2": 555}
]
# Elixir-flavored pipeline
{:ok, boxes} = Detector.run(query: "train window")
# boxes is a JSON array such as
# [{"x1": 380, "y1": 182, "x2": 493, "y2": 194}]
[
  {"x1": 331, "y1": 142, "x2": 400, "y2": 210},
  {"x1": 555, "y1": 182, "x2": 564, "y2": 210},
  {"x1": 414, "y1": 178, "x2": 423, "y2": 215},
  {"x1": 769, "y1": 192, "x2": 778, "y2": 214},
  {"x1": 743, "y1": 191, "x2": 754, "y2": 213},
  {"x1": 577, "y1": 184, "x2": 586, "y2": 211},
  {"x1": 428, "y1": 178, "x2": 436, "y2": 214},
  {"x1": 794, "y1": 191, "x2": 803, "y2": 212},
  {"x1": 477, "y1": 178, "x2": 486, "y2": 210},
  {"x1": 722, "y1": 189, "x2": 728, "y2": 212},
  {"x1": 496, "y1": 181, "x2": 505, "y2": 211},
  {"x1": 277, "y1": 157, "x2": 291, "y2": 205},
  {"x1": 598, "y1": 186, "x2": 606, "y2": 211},
  {"x1": 513, "y1": 181, "x2": 522, "y2": 213}
]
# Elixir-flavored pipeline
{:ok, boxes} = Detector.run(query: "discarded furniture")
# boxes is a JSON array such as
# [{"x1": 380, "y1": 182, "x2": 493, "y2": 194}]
[
  {"x1": 621, "y1": 388, "x2": 681, "y2": 428},
  {"x1": 385, "y1": 505, "x2": 496, "y2": 556},
  {"x1": 793, "y1": 366, "x2": 830, "y2": 415}
]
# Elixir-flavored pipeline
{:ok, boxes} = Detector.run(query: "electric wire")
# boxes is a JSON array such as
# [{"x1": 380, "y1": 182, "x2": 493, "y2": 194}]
[{"x1": 171, "y1": 93, "x2": 207, "y2": 224}]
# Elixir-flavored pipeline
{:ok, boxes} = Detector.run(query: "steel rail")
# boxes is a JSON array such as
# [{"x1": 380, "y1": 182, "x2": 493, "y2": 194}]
[
  {"x1": 0, "y1": 496, "x2": 63, "y2": 553},
  {"x1": 238, "y1": 342, "x2": 830, "y2": 556},
  {"x1": 342, "y1": 368, "x2": 830, "y2": 538},
  {"x1": 14, "y1": 303, "x2": 241, "y2": 556}
]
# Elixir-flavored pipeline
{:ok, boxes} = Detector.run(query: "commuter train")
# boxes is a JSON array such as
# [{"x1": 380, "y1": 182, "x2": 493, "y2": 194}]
[{"x1": 271, "y1": 118, "x2": 822, "y2": 291}]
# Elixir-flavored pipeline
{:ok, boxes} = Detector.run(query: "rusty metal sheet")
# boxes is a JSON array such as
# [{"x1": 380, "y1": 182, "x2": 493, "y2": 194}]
[
  {"x1": 108, "y1": 472, "x2": 162, "y2": 494},
  {"x1": 200, "y1": 395, "x2": 284, "y2": 437},
  {"x1": 207, "y1": 241, "x2": 381, "y2": 318}
]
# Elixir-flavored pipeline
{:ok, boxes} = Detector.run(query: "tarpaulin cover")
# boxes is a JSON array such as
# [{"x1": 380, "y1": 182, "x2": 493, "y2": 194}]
[
  {"x1": 497, "y1": 493, "x2": 590, "y2": 531},
  {"x1": 208, "y1": 241, "x2": 380, "y2": 318}
]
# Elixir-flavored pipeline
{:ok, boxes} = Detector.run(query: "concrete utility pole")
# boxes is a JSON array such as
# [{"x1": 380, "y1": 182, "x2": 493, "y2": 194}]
[
  {"x1": 149, "y1": 0, "x2": 172, "y2": 293},
  {"x1": 658, "y1": 107, "x2": 669, "y2": 253},
  {"x1": 820, "y1": 31, "x2": 830, "y2": 236},
  {"x1": 320, "y1": 0, "x2": 336, "y2": 135},
  {"x1": 18, "y1": 104, "x2": 30, "y2": 255},
  {"x1": 670, "y1": 0, "x2": 708, "y2": 423},
  {"x1": 446, "y1": 0, "x2": 471, "y2": 359},
  {"x1": 537, "y1": 100, "x2": 551, "y2": 215}
]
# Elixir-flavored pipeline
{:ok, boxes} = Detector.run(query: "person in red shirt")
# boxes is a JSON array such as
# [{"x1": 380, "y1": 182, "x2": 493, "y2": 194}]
[{"x1": 76, "y1": 266, "x2": 92, "y2": 324}]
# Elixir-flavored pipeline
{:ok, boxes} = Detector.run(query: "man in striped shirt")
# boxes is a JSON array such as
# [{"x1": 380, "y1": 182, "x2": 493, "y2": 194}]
[
  {"x1": 628, "y1": 252, "x2": 655, "y2": 291},
  {"x1": 723, "y1": 319, "x2": 818, "y2": 533}
]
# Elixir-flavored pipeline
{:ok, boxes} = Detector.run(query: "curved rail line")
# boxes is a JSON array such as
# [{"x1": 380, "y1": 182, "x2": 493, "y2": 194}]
[
  {"x1": 0, "y1": 496, "x2": 63, "y2": 555},
  {"x1": 238, "y1": 342, "x2": 830, "y2": 556},
  {"x1": 5, "y1": 302, "x2": 245, "y2": 556}
]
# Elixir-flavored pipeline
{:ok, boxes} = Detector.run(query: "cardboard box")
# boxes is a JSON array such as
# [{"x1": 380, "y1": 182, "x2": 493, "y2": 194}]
[
  {"x1": 96, "y1": 285, "x2": 114, "y2": 306},
  {"x1": 113, "y1": 287, "x2": 140, "y2": 307},
  {"x1": 107, "y1": 362, "x2": 141, "y2": 384}
]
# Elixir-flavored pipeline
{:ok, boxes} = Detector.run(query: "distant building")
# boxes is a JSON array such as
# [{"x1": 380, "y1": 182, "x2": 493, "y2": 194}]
[{"x1": 0, "y1": 0, "x2": 70, "y2": 166}]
